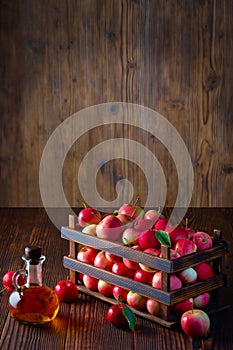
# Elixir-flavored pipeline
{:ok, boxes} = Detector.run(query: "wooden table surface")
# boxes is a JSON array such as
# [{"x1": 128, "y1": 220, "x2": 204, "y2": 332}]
[{"x1": 0, "y1": 208, "x2": 232, "y2": 350}]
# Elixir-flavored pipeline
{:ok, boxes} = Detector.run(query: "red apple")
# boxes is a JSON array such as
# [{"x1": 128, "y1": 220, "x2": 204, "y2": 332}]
[
  {"x1": 193, "y1": 232, "x2": 213, "y2": 251},
  {"x1": 123, "y1": 245, "x2": 141, "y2": 270},
  {"x1": 77, "y1": 272, "x2": 84, "y2": 283},
  {"x1": 77, "y1": 246, "x2": 98, "y2": 265},
  {"x1": 181, "y1": 309, "x2": 210, "y2": 338},
  {"x1": 82, "y1": 224, "x2": 97, "y2": 235},
  {"x1": 96, "y1": 215, "x2": 122, "y2": 241},
  {"x1": 118, "y1": 203, "x2": 143, "y2": 221},
  {"x1": 113, "y1": 286, "x2": 129, "y2": 302},
  {"x1": 112, "y1": 261, "x2": 134, "y2": 278},
  {"x1": 194, "y1": 263, "x2": 214, "y2": 281},
  {"x1": 122, "y1": 227, "x2": 140, "y2": 245},
  {"x1": 165, "y1": 226, "x2": 188, "y2": 243},
  {"x1": 2, "y1": 271, "x2": 25, "y2": 292},
  {"x1": 98, "y1": 280, "x2": 114, "y2": 297},
  {"x1": 107, "y1": 303, "x2": 136, "y2": 330},
  {"x1": 94, "y1": 250, "x2": 114, "y2": 271},
  {"x1": 152, "y1": 271, "x2": 182, "y2": 291},
  {"x1": 138, "y1": 229, "x2": 160, "y2": 250},
  {"x1": 144, "y1": 209, "x2": 160, "y2": 224},
  {"x1": 169, "y1": 249, "x2": 181, "y2": 260},
  {"x1": 193, "y1": 293, "x2": 210, "y2": 308},
  {"x1": 116, "y1": 214, "x2": 133, "y2": 228},
  {"x1": 185, "y1": 227, "x2": 196, "y2": 240},
  {"x1": 78, "y1": 207, "x2": 101, "y2": 227},
  {"x1": 139, "y1": 248, "x2": 161, "y2": 272},
  {"x1": 127, "y1": 291, "x2": 147, "y2": 310},
  {"x1": 172, "y1": 298, "x2": 193, "y2": 313},
  {"x1": 174, "y1": 239, "x2": 197, "y2": 256},
  {"x1": 134, "y1": 219, "x2": 154, "y2": 231},
  {"x1": 105, "y1": 251, "x2": 122, "y2": 263},
  {"x1": 178, "y1": 268, "x2": 198, "y2": 285},
  {"x1": 54, "y1": 280, "x2": 78, "y2": 302},
  {"x1": 154, "y1": 217, "x2": 169, "y2": 231},
  {"x1": 134, "y1": 269, "x2": 153, "y2": 285},
  {"x1": 146, "y1": 298, "x2": 160, "y2": 316},
  {"x1": 83, "y1": 274, "x2": 99, "y2": 291}
]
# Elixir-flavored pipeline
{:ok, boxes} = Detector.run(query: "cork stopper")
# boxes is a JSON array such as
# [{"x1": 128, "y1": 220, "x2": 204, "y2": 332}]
[{"x1": 24, "y1": 246, "x2": 42, "y2": 263}]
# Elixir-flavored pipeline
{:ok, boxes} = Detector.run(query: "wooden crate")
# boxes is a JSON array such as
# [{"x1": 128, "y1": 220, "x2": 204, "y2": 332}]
[{"x1": 61, "y1": 215, "x2": 228, "y2": 328}]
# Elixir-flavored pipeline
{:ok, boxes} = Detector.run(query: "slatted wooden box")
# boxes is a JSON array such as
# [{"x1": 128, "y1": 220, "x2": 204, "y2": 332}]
[{"x1": 61, "y1": 215, "x2": 228, "y2": 328}]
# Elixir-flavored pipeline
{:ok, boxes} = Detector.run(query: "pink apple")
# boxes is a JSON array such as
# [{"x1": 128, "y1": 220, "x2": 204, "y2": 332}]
[
  {"x1": 94, "y1": 250, "x2": 114, "y2": 271},
  {"x1": 138, "y1": 229, "x2": 160, "y2": 250},
  {"x1": 185, "y1": 227, "x2": 196, "y2": 240},
  {"x1": 152, "y1": 271, "x2": 182, "y2": 291},
  {"x1": 144, "y1": 209, "x2": 160, "y2": 225},
  {"x1": 96, "y1": 215, "x2": 122, "y2": 241},
  {"x1": 139, "y1": 248, "x2": 161, "y2": 272},
  {"x1": 82, "y1": 224, "x2": 97, "y2": 235},
  {"x1": 134, "y1": 219, "x2": 154, "y2": 231},
  {"x1": 112, "y1": 286, "x2": 129, "y2": 302},
  {"x1": 122, "y1": 245, "x2": 141, "y2": 270},
  {"x1": 134, "y1": 269, "x2": 153, "y2": 285},
  {"x1": 146, "y1": 298, "x2": 160, "y2": 316},
  {"x1": 181, "y1": 309, "x2": 210, "y2": 338},
  {"x1": 154, "y1": 217, "x2": 169, "y2": 231},
  {"x1": 165, "y1": 226, "x2": 188, "y2": 243},
  {"x1": 194, "y1": 263, "x2": 214, "y2": 281},
  {"x1": 126, "y1": 291, "x2": 147, "y2": 310},
  {"x1": 78, "y1": 207, "x2": 101, "y2": 227},
  {"x1": 105, "y1": 251, "x2": 122, "y2": 263},
  {"x1": 97, "y1": 280, "x2": 114, "y2": 297},
  {"x1": 193, "y1": 232, "x2": 213, "y2": 250},
  {"x1": 122, "y1": 227, "x2": 140, "y2": 245},
  {"x1": 193, "y1": 293, "x2": 210, "y2": 308},
  {"x1": 178, "y1": 268, "x2": 198, "y2": 285},
  {"x1": 116, "y1": 214, "x2": 133, "y2": 228},
  {"x1": 169, "y1": 249, "x2": 181, "y2": 260},
  {"x1": 172, "y1": 298, "x2": 193, "y2": 313},
  {"x1": 174, "y1": 239, "x2": 197, "y2": 256},
  {"x1": 112, "y1": 261, "x2": 134, "y2": 278},
  {"x1": 118, "y1": 203, "x2": 144, "y2": 221},
  {"x1": 83, "y1": 275, "x2": 99, "y2": 291},
  {"x1": 77, "y1": 272, "x2": 84, "y2": 283},
  {"x1": 77, "y1": 246, "x2": 98, "y2": 265}
]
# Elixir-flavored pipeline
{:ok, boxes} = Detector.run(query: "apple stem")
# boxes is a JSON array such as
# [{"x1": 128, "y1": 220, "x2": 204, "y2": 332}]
[
  {"x1": 0, "y1": 287, "x2": 7, "y2": 294},
  {"x1": 133, "y1": 196, "x2": 140, "y2": 206},
  {"x1": 82, "y1": 202, "x2": 87, "y2": 209},
  {"x1": 185, "y1": 217, "x2": 188, "y2": 229},
  {"x1": 91, "y1": 211, "x2": 101, "y2": 223}
]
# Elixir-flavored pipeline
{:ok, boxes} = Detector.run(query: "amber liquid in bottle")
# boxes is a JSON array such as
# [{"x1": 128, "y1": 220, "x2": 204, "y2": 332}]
[{"x1": 9, "y1": 246, "x2": 60, "y2": 324}]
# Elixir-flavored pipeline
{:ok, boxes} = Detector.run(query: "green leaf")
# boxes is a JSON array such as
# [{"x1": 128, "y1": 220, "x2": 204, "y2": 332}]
[
  {"x1": 156, "y1": 230, "x2": 171, "y2": 246},
  {"x1": 122, "y1": 306, "x2": 136, "y2": 331}
]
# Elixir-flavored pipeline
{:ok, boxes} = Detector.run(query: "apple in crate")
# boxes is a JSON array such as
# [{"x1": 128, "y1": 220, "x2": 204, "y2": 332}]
[
  {"x1": 178, "y1": 267, "x2": 198, "y2": 285},
  {"x1": 165, "y1": 226, "x2": 188, "y2": 243},
  {"x1": 122, "y1": 227, "x2": 140, "y2": 245},
  {"x1": 105, "y1": 251, "x2": 122, "y2": 263},
  {"x1": 193, "y1": 293, "x2": 210, "y2": 308},
  {"x1": 118, "y1": 203, "x2": 143, "y2": 220},
  {"x1": 172, "y1": 298, "x2": 193, "y2": 313},
  {"x1": 194, "y1": 263, "x2": 214, "y2": 281},
  {"x1": 112, "y1": 261, "x2": 134, "y2": 278},
  {"x1": 193, "y1": 232, "x2": 213, "y2": 250},
  {"x1": 127, "y1": 291, "x2": 147, "y2": 310},
  {"x1": 77, "y1": 246, "x2": 98, "y2": 265},
  {"x1": 181, "y1": 309, "x2": 210, "y2": 338},
  {"x1": 94, "y1": 251, "x2": 113, "y2": 271},
  {"x1": 134, "y1": 219, "x2": 154, "y2": 231},
  {"x1": 138, "y1": 229, "x2": 160, "y2": 250},
  {"x1": 146, "y1": 298, "x2": 160, "y2": 316},
  {"x1": 98, "y1": 280, "x2": 114, "y2": 297},
  {"x1": 113, "y1": 286, "x2": 129, "y2": 302},
  {"x1": 152, "y1": 271, "x2": 182, "y2": 291},
  {"x1": 154, "y1": 217, "x2": 169, "y2": 231},
  {"x1": 122, "y1": 245, "x2": 141, "y2": 270},
  {"x1": 78, "y1": 207, "x2": 101, "y2": 227},
  {"x1": 83, "y1": 275, "x2": 99, "y2": 291},
  {"x1": 144, "y1": 209, "x2": 160, "y2": 224},
  {"x1": 139, "y1": 248, "x2": 161, "y2": 272},
  {"x1": 134, "y1": 268, "x2": 153, "y2": 285},
  {"x1": 96, "y1": 215, "x2": 122, "y2": 241},
  {"x1": 174, "y1": 239, "x2": 197, "y2": 256}
]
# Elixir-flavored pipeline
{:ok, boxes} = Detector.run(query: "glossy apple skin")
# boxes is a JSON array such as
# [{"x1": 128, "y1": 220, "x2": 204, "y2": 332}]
[
  {"x1": 123, "y1": 245, "x2": 141, "y2": 270},
  {"x1": 193, "y1": 232, "x2": 213, "y2": 250},
  {"x1": 154, "y1": 217, "x2": 168, "y2": 231},
  {"x1": 97, "y1": 280, "x2": 114, "y2": 297},
  {"x1": 166, "y1": 226, "x2": 188, "y2": 243},
  {"x1": 135, "y1": 219, "x2": 154, "y2": 231},
  {"x1": 127, "y1": 291, "x2": 147, "y2": 310},
  {"x1": 78, "y1": 208, "x2": 101, "y2": 227},
  {"x1": 107, "y1": 304, "x2": 130, "y2": 329},
  {"x1": 171, "y1": 298, "x2": 193, "y2": 313},
  {"x1": 144, "y1": 210, "x2": 160, "y2": 225},
  {"x1": 181, "y1": 309, "x2": 210, "y2": 338},
  {"x1": 83, "y1": 275, "x2": 99, "y2": 291},
  {"x1": 138, "y1": 229, "x2": 160, "y2": 250},
  {"x1": 94, "y1": 251, "x2": 114, "y2": 271},
  {"x1": 54, "y1": 280, "x2": 78, "y2": 302},
  {"x1": 113, "y1": 286, "x2": 128, "y2": 302},
  {"x1": 118, "y1": 204, "x2": 143, "y2": 221},
  {"x1": 77, "y1": 246, "x2": 98, "y2": 265},
  {"x1": 122, "y1": 227, "x2": 140, "y2": 245},
  {"x1": 112, "y1": 262, "x2": 134, "y2": 278},
  {"x1": 96, "y1": 215, "x2": 122, "y2": 241},
  {"x1": 178, "y1": 268, "x2": 198, "y2": 285},
  {"x1": 2, "y1": 271, "x2": 25, "y2": 292},
  {"x1": 146, "y1": 298, "x2": 160, "y2": 316},
  {"x1": 152, "y1": 271, "x2": 182, "y2": 291},
  {"x1": 133, "y1": 269, "x2": 153, "y2": 285},
  {"x1": 174, "y1": 239, "x2": 197, "y2": 256},
  {"x1": 193, "y1": 293, "x2": 210, "y2": 308},
  {"x1": 194, "y1": 263, "x2": 214, "y2": 281},
  {"x1": 139, "y1": 248, "x2": 161, "y2": 272}
]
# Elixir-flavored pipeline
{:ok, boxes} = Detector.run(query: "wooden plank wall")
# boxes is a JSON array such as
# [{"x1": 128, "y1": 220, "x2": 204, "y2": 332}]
[{"x1": 0, "y1": 0, "x2": 232, "y2": 208}]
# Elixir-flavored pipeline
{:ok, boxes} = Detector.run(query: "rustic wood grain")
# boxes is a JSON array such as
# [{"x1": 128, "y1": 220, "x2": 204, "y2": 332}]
[
  {"x1": 0, "y1": 208, "x2": 232, "y2": 349},
  {"x1": 0, "y1": 0, "x2": 232, "y2": 210}
]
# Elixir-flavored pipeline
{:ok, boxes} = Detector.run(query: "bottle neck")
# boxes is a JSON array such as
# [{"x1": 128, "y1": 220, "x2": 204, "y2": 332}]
[{"x1": 23, "y1": 256, "x2": 45, "y2": 287}]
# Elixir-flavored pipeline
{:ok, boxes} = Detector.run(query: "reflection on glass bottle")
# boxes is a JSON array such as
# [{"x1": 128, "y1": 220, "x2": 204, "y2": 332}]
[{"x1": 9, "y1": 246, "x2": 60, "y2": 324}]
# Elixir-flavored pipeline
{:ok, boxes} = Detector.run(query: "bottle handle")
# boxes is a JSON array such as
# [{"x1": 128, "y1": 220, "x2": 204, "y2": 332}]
[{"x1": 12, "y1": 269, "x2": 27, "y2": 289}]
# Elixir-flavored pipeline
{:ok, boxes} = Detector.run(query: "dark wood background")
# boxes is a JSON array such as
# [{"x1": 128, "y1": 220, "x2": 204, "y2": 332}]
[{"x1": 0, "y1": 0, "x2": 232, "y2": 208}]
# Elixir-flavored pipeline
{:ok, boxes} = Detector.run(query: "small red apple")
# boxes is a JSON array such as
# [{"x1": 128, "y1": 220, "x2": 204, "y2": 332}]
[
  {"x1": 138, "y1": 229, "x2": 160, "y2": 250},
  {"x1": 82, "y1": 224, "x2": 97, "y2": 235},
  {"x1": 2, "y1": 271, "x2": 25, "y2": 292},
  {"x1": 127, "y1": 291, "x2": 147, "y2": 310},
  {"x1": 193, "y1": 232, "x2": 213, "y2": 250},
  {"x1": 122, "y1": 245, "x2": 141, "y2": 270},
  {"x1": 172, "y1": 298, "x2": 193, "y2": 313},
  {"x1": 94, "y1": 250, "x2": 114, "y2": 271},
  {"x1": 54, "y1": 280, "x2": 78, "y2": 302},
  {"x1": 98, "y1": 280, "x2": 114, "y2": 297},
  {"x1": 134, "y1": 219, "x2": 154, "y2": 231},
  {"x1": 174, "y1": 239, "x2": 197, "y2": 256},
  {"x1": 112, "y1": 262, "x2": 134, "y2": 278},
  {"x1": 118, "y1": 203, "x2": 143, "y2": 221},
  {"x1": 83, "y1": 274, "x2": 99, "y2": 291},
  {"x1": 105, "y1": 251, "x2": 122, "y2": 263},
  {"x1": 178, "y1": 267, "x2": 198, "y2": 285},
  {"x1": 154, "y1": 217, "x2": 169, "y2": 231},
  {"x1": 152, "y1": 271, "x2": 182, "y2": 291},
  {"x1": 194, "y1": 263, "x2": 214, "y2": 281},
  {"x1": 113, "y1": 286, "x2": 129, "y2": 302},
  {"x1": 122, "y1": 227, "x2": 140, "y2": 245},
  {"x1": 181, "y1": 309, "x2": 210, "y2": 338},
  {"x1": 193, "y1": 293, "x2": 210, "y2": 308},
  {"x1": 134, "y1": 268, "x2": 153, "y2": 285},
  {"x1": 78, "y1": 207, "x2": 101, "y2": 227},
  {"x1": 107, "y1": 303, "x2": 136, "y2": 330},
  {"x1": 77, "y1": 246, "x2": 98, "y2": 265},
  {"x1": 165, "y1": 226, "x2": 188, "y2": 243},
  {"x1": 146, "y1": 298, "x2": 160, "y2": 316},
  {"x1": 96, "y1": 215, "x2": 122, "y2": 241},
  {"x1": 139, "y1": 248, "x2": 161, "y2": 272},
  {"x1": 143, "y1": 209, "x2": 160, "y2": 225}
]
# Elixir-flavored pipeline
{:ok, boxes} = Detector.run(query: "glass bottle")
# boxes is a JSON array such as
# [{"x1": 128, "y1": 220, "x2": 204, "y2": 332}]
[{"x1": 9, "y1": 246, "x2": 60, "y2": 324}]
